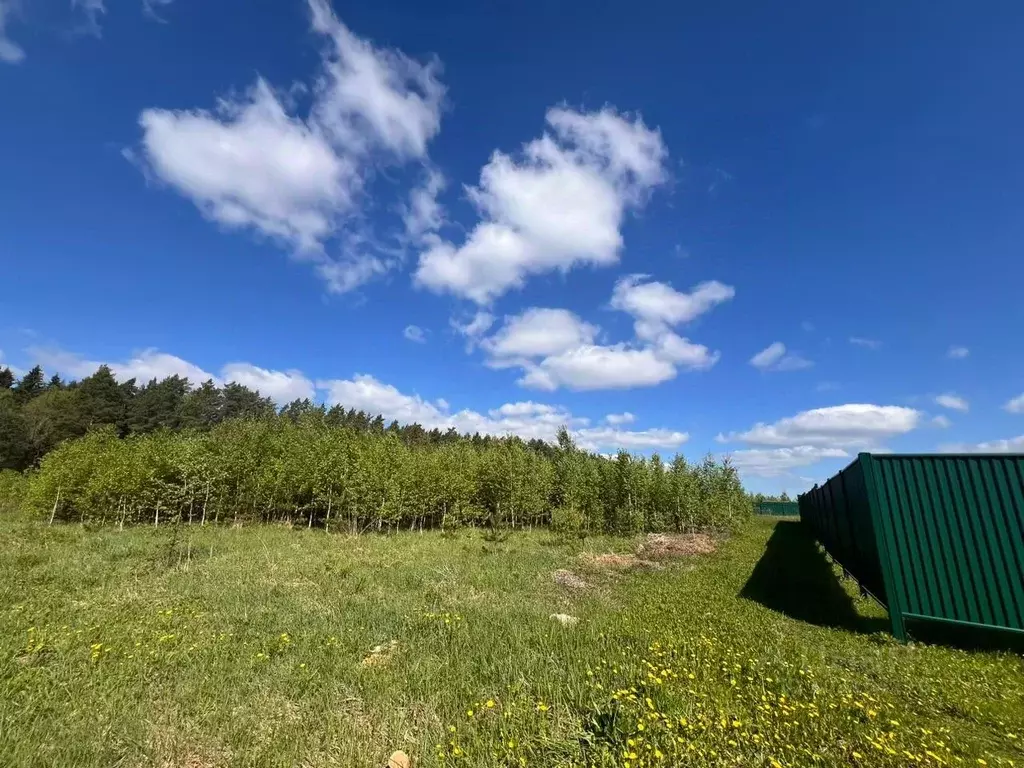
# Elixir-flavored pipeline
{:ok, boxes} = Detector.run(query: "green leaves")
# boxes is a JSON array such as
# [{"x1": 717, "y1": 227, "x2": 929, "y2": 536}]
[{"x1": 24, "y1": 415, "x2": 750, "y2": 535}]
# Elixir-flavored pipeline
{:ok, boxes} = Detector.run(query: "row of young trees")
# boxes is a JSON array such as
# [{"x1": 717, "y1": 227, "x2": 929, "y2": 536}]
[
  {"x1": 24, "y1": 420, "x2": 748, "y2": 534},
  {"x1": 2, "y1": 363, "x2": 751, "y2": 534}
]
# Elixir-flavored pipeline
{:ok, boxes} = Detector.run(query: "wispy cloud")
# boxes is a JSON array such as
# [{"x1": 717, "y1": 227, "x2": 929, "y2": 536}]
[
  {"x1": 142, "y1": 0, "x2": 174, "y2": 22},
  {"x1": 71, "y1": 0, "x2": 106, "y2": 38},
  {"x1": 749, "y1": 342, "x2": 812, "y2": 372},
  {"x1": 940, "y1": 435, "x2": 1024, "y2": 453},
  {"x1": 946, "y1": 345, "x2": 969, "y2": 360},
  {"x1": 403, "y1": 325, "x2": 426, "y2": 343},
  {"x1": 849, "y1": 336, "x2": 882, "y2": 350},
  {"x1": 934, "y1": 393, "x2": 968, "y2": 412},
  {"x1": 0, "y1": 0, "x2": 25, "y2": 63}
]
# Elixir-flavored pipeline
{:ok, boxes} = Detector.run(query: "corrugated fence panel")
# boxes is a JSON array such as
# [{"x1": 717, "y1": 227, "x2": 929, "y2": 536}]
[
  {"x1": 869, "y1": 454, "x2": 1024, "y2": 633},
  {"x1": 802, "y1": 453, "x2": 1024, "y2": 642},
  {"x1": 799, "y1": 457, "x2": 889, "y2": 607}
]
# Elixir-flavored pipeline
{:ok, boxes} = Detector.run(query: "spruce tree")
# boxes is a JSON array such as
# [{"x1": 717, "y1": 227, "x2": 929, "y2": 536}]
[
  {"x1": 78, "y1": 365, "x2": 129, "y2": 430},
  {"x1": 179, "y1": 380, "x2": 224, "y2": 430},
  {"x1": 13, "y1": 365, "x2": 45, "y2": 404}
]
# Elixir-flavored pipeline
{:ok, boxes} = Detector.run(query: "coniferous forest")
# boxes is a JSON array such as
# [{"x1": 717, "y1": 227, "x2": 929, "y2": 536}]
[{"x1": 0, "y1": 364, "x2": 751, "y2": 533}]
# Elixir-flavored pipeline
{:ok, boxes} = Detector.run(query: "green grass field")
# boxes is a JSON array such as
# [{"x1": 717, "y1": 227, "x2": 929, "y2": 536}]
[{"x1": 1, "y1": 516, "x2": 1021, "y2": 767}]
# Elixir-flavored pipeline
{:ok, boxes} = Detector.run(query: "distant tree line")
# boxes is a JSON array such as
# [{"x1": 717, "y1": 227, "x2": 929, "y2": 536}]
[{"x1": 0, "y1": 364, "x2": 750, "y2": 534}]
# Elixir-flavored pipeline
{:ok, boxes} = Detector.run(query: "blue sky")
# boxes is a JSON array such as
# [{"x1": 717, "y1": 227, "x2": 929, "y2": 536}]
[{"x1": 2, "y1": 0, "x2": 1023, "y2": 493}]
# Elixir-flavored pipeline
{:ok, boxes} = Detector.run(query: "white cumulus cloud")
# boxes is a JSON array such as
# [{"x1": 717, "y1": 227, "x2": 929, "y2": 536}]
[
  {"x1": 317, "y1": 373, "x2": 688, "y2": 451},
  {"x1": 722, "y1": 404, "x2": 923, "y2": 449},
  {"x1": 479, "y1": 308, "x2": 717, "y2": 392},
  {"x1": 472, "y1": 272, "x2": 730, "y2": 392},
  {"x1": 605, "y1": 412, "x2": 635, "y2": 425},
  {"x1": 611, "y1": 275, "x2": 734, "y2": 327},
  {"x1": 32, "y1": 347, "x2": 215, "y2": 385},
  {"x1": 220, "y1": 362, "x2": 316, "y2": 402},
  {"x1": 518, "y1": 344, "x2": 679, "y2": 391},
  {"x1": 947, "y1": 345, "x2": 969, "y2": 360},
  {"x1": 414, "y1": 106, "x2": 667, "y2": 303},
  {"x1": 30, "y1": 347, "x2": 314, "y2": 405},
  {"x1": 139, "y1": 79, "x2": 354, "y2": 252},
  {"x1": 25, "y1": 344, "x2": 693, "y2": 451},
  {"x1": 134, "y1": 0, "x2": 444, "y2": 292},
  {"x1": 727, "y1": 446, "x2": 849, "y2": 478},
  {"x1": 482, "y1": 308, "x2": 597, "y2": 361},
  {"x1": 476, "y1": 274, "x2": 726, "y2": 392},
  {"x1": 934, "y1": 393, "x2": 969, "y2": 412}
]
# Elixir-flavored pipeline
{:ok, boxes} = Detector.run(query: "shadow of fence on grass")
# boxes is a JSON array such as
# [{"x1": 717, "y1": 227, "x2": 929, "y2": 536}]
[{"x1": 740, "y1": 521, "x2": 888, "y2": 635}]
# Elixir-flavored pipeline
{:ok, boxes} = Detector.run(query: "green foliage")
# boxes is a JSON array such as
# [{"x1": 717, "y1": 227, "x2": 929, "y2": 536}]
[
  {"x1": 0, "y1": 362, "x2": 751, "y2": 534},
  {"x1": 127, "y1": 375, "x2": 189, "y2": 433},
  {"x1": 21, "y1": 387, "x2": 88, "y2": 462},
  {"x1": 0, "y1": 469, "x2": 26, "y2": 514},
  {"x1": 13, "y1": 365, "x2": 45, "y2": 404},
  {"x1": 78, "y1": 365, "x2": 131, "y2": 430},
  {"x1": 26, "y1": 416, "x2": 749, "y2": 534},
  {"x1": 550, "y1": 504, "x2": 587, "y2": 537},
  {"x1": 0, "y1": 391, "x2": 29, "y2": 470}
]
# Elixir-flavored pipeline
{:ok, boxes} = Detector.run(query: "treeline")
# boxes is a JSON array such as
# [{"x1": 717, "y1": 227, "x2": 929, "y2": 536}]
[
  {"x1": 1, "y1": 364, "x2": 490, "y2": 471},
  {"x1": 1, "y1": 363, "x2": 750, "y2": 534}
]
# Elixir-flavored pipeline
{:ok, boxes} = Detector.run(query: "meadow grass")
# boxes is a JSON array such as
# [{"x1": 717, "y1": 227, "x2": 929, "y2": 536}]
[{"x1": 0, "y1": 516, "x2": 1021, "y2": 767}]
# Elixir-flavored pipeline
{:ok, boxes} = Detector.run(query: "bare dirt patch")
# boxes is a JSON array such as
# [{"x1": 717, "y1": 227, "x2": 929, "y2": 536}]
[
  {"x1": 552, "y1": 569, "x2": 591, "y2": 590},
  {"x1": 361, "y1": 639, "x2": 399, "y2": 668},
  {"x1": 579, "y1": 552, "x2": 662, "y2": 571},
  {"x1": 637, "y1": 533, "x2": 717, "y2": 559}
]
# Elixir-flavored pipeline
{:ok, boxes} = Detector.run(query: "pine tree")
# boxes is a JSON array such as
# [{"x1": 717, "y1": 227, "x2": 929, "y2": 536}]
[
  {"x1": 13, "y1": 365, "x2": 45, "y2": 404},
  {"x1": 128, "y1": 375, "x2": 189, "y2": 433},
  {"x1": 0, "y1": 367, "x2": 14, "y2": 390},
  {"x1": 78, "y1": 365, "x2": 129, "y2": 430},
  {"x1": 179, "y1": 380, "x2": 224, "y2": 430},
  {"x1": 222, "y1": 382, "x2": 275, "y2": 421}
]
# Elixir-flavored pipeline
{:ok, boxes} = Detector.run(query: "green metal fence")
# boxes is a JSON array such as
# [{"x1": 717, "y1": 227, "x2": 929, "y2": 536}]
[
  {"x1": 799, "y1": 453, "x2": 1024, "y2": 643},
  {"x1": 755, "y1": 501, "x2": 799, "y2": 517}
]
